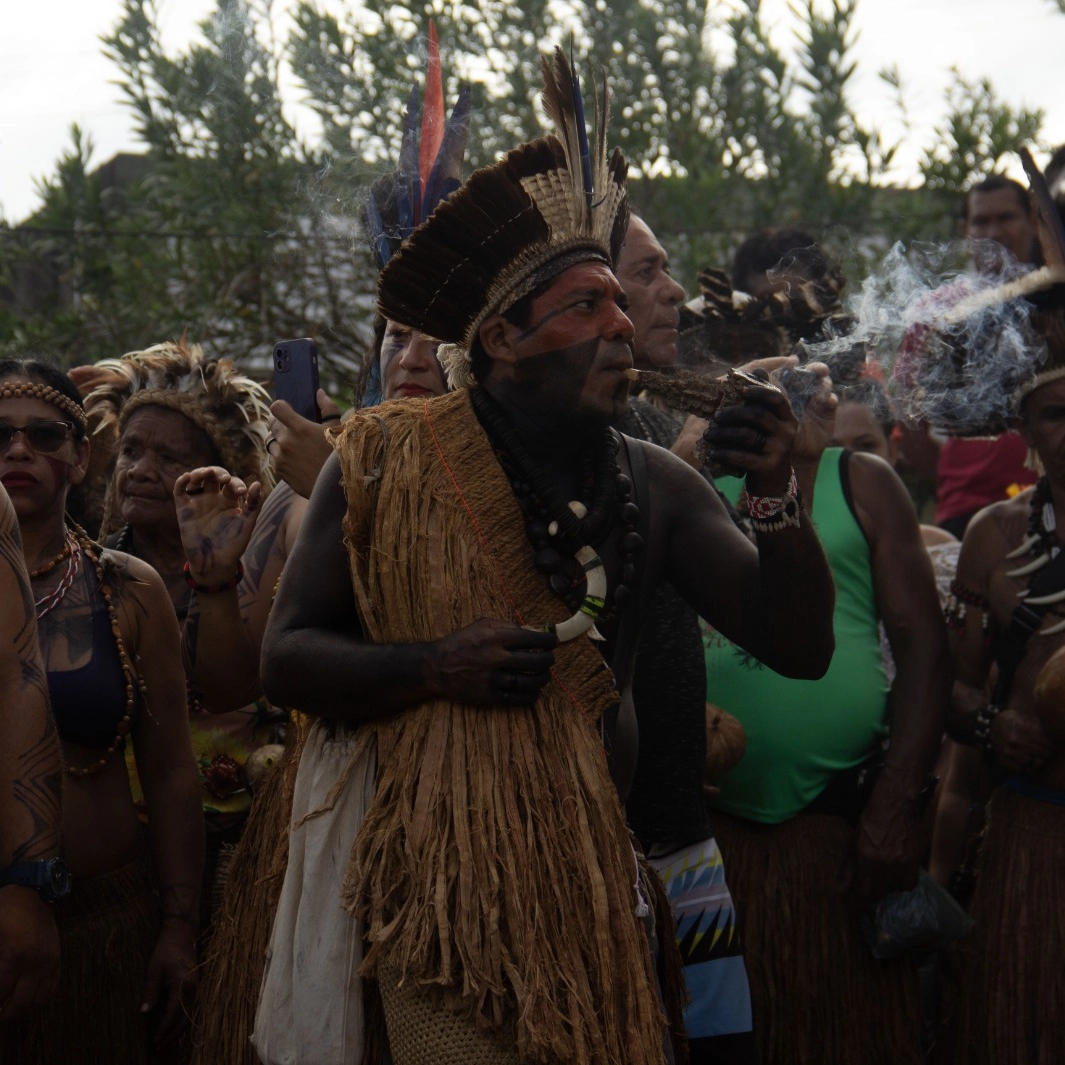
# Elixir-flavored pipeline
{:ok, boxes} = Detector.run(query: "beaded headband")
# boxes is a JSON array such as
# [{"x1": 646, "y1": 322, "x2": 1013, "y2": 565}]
[{"x1": 0, "y1": 380, "x2": 88, "y2": 430}]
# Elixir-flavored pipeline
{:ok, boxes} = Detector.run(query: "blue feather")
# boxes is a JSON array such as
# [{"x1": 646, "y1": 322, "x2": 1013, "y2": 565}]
[
  {"x1": 363, "y1": 193, "x2": 394, "y2": 272},
  {"x1": 572, "y1": 70, "x2": 594, "y2": 212}
]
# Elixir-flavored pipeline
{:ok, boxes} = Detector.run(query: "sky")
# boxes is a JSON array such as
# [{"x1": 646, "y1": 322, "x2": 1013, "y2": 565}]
[{"x1": 2, "y1": 0, "x2": 1064, "y2": 222}]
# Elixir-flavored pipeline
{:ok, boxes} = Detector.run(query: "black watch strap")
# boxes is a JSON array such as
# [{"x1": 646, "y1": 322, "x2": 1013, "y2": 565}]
[{"x1": 0, "y1": 858, "x2": 72, "y2": 903}]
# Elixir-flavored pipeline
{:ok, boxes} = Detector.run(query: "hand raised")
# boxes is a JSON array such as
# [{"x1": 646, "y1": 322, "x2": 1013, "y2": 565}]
[
  {"x1": 174, "y1": 467, "x2": 262, "y2": 585},
  {"x1": 425, "y1": 618, "x2": 558, "y2": 707},
  {"x1": 268, "y1": 389, "x2": 341, "y2": 499}
]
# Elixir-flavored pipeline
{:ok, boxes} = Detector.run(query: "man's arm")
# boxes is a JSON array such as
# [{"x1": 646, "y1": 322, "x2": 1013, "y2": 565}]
[
  {"x1": 654, "y1": 381, "x2": 835, "y2": 679},
  {"x1": 261, "y1": 452, "x2": 557, "y2": 721},
  {"x1": 0, "y1": 489, "x2": 61, "y2": 1017},
  {"x1": 950, "y1": 508, "x2": 1055, "y2": 770},
  {"x1": 850, "y1": 453, "x2": 950, "y2": 899}
]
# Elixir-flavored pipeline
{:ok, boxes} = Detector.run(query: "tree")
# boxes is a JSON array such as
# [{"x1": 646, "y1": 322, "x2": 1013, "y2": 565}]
[{"x1": 0, "y1": 0, "x2": 1048, "y2": 384}]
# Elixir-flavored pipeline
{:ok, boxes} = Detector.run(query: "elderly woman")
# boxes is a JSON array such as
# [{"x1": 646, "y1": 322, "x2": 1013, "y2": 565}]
[{"x1": 0, "y1": 357, "x2": 203, "y2": 1061}]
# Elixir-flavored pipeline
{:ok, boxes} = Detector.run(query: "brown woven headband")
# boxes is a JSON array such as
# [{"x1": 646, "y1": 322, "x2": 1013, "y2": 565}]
[
  {"x1": 0, "y1": 380, "x2": 88, "y2": 430},
  {"x1": 117, "y1": 389, "x2": 245, "y2": 478}
]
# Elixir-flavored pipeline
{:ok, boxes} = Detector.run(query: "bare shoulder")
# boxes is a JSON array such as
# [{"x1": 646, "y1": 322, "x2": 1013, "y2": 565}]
[
  {"x1": 97, "y1": 547, "x2": 174, "y2": 614},
  {"x1": 956, "y1": 492, "x2": 1029, "y2": 593}
]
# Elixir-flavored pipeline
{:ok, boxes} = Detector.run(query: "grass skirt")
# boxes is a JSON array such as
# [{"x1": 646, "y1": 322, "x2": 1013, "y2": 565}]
[
  {"x1": 946, "y1": 786, "x2": 1065, "y2": 1065},
  {"x1": 712, "y1": 810, "x2": 920, "y2": 1065},
  {"x1": 0, "y1": 850, "x2": 158, "y2": 1064},
  {"x1": 190, "y1": 723, "x2": 305, "y2": 1065}
]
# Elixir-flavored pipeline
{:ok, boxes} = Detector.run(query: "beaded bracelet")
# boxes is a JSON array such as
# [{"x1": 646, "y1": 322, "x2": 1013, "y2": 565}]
[
  {"x1": 973, "y1": 703, "x2": 1001, "y2": 755},
  {"x1": 183, "y1": 560, "x2": 244, "y2": 593},
  {"x1": 744, "y1": 472, "x2": 803, "y2": 533},
  {"x1": 742, "y1": 471, "x2": 800, "y2": 520}
]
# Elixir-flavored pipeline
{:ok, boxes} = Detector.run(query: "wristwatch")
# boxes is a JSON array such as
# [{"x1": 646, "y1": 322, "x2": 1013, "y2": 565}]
[{"x1": 0, "y1": 858, "x2": 72, "y2": 903}]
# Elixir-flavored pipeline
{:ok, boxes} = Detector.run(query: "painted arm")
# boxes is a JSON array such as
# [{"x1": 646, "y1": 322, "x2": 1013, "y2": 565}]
[
  {"x1": 0, "y1": 488, "x2": 61, "y2": 1017},
  {"x1": 261, "y1": 452, "x2": 557, "y2": 722},
  {"x1": 123, "y1": 555, "x2": 204, "y2": 1044}
]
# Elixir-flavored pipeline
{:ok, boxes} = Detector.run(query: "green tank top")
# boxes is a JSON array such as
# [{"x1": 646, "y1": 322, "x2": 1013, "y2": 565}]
[{"x1": 705, "y1": 448, "x2": 888, "y2": 823}]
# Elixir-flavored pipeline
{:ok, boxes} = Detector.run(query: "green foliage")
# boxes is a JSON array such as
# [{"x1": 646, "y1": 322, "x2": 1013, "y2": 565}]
[{"x1": 0, "y1": 0, "x2": 1049, "y2": 386}]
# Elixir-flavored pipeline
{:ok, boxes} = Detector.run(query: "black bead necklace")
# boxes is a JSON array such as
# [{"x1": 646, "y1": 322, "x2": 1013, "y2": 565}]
[{"x1": 471, "y1": 387, "x2": 644, "y2": 626}]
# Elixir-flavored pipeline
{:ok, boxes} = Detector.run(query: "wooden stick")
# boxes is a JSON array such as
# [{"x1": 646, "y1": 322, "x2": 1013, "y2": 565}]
[{"x1": 1021, "y1": 146, "x2": 1065, "y2": 270}]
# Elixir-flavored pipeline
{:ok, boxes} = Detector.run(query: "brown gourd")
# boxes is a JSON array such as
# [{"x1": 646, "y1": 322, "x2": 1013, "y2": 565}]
[{"x1": 704, "y1": 703, "x2": 747, "y2": 782}]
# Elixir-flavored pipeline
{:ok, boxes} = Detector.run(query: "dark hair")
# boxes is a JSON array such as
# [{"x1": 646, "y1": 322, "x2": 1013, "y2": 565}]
[
  {"x1": 731, "y1": 227, "x2": 827, "y2": 292},
  {"x1": 836, "y1": 379, "x2": 895, "y2": 435},
  {"x1": 963, "y1": 175, "x2": 1030, "y2": 221},
  {"x1": 469, "y1": 280, "x2": 548, "y2": 384},
  {"x1": 0, "y1": 357, "x2": 87, "y2": 441}
]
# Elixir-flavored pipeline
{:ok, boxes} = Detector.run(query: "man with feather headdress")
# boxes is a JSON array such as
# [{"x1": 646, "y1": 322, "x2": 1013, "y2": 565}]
[{"x1": 258, "y1": 49, "x2": 835, "y2": 1065}]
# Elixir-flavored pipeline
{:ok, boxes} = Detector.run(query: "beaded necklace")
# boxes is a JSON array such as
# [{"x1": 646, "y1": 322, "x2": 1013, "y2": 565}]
[
  {"x1": 471, "y1": 387, "x2": 644, "y2": 630},
  {"x1": 33, "y1": 530, "x2": 81, "y2": 620},
  {"x1": 37, "y1": 524, "x2": 147, "y2": 777},
  {"x1": 29, "y1": 535, "x2": 74, "y2": 579},
  {"x1": 1003, "y1": 477, "x2": 1065, "y2": 637}
]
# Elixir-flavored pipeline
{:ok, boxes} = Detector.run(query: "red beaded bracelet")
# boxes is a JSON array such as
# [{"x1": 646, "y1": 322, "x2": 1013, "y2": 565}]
[
  {"x1": 742, "y1": 471, "x2": 800, "y2": 520},
  {"x1": 183, "y1": 560, "x2": 244, "y2": 593}
]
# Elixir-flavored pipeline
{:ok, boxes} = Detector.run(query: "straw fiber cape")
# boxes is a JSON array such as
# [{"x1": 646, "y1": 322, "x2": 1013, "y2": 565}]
[{"x1": 333, "y1": 388, "x2": 668, "y2": 1065}]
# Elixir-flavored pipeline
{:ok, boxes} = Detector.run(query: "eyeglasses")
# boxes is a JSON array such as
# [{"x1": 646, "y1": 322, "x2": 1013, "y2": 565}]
[{"x1": 0, "y1": 420, "x2": 75, "y2": 454}]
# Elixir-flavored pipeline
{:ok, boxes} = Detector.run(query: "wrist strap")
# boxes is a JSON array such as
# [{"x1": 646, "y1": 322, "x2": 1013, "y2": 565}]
[{"x1": 183, "y1": 560, "x2": 244, "y2": 593}]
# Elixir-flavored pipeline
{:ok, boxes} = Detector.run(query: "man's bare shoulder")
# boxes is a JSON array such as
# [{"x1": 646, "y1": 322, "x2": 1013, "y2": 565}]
[{"x1": 956, "y1": 490, "x2": 1033, "y2": 602}]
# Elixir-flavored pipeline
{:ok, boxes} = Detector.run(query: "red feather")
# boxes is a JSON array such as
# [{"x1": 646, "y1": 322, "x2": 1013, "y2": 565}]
[{"x1": 419, "y1": 22, "x2": 445, "y2": 201}]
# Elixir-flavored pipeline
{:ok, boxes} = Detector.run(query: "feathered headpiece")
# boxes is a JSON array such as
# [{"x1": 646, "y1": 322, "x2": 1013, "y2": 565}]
[
  {"x1": 377, "y1": 47, "x2": 629, "y2": 390},
  {"x1": 360, "y1": 23, "x2": 471, "y2": 404},
  {"x1": 82, "y1": 337, "x2": 274, "y2": 535},
  {"x1": 678, "y1": 264, "x2": 847, "y2": 370}
]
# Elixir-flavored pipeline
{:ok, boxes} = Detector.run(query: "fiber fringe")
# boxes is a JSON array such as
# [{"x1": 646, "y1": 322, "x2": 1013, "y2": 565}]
[
  {"x1": 332, "y1": 389, "x2": 668, "y2": 1064},
  {"x1": 713, "y1": 810, "x2": 921, "y2": 1065},
  {"x1": 190, "y1": 721, "x2": 307, "y2": 1065},
  {"x1": 946, "y1": 786, "x2": 1065, "y2": 1065}
]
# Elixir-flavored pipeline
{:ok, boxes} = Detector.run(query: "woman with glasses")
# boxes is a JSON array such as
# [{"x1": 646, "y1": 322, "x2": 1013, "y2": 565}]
[{"x1": 0, "y1": 358, "x2": 204, "y2": 1064}]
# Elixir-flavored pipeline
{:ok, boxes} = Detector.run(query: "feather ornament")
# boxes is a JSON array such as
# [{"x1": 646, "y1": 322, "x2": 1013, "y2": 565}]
[
  {"x1": 378, "y1": 46, "x2": 629, "y2": 374},
  {"x1": 362, "y1": 22, "x2": 471, "y2": 271}
]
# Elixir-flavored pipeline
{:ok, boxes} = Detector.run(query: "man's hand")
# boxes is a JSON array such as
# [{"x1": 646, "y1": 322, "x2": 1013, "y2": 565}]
[
  {"x1": 848, "y1": 776, "x2": 922, "y2": 903},
  {"x1": 704, "y1": 373, "x2": 798, "y2": 495},
  {"x1": 0, "y1": 886, "x2": 59, "y2": 1020},
  {"x1": 140, "y1": 925, "x2": 197, "y2": 1044},
  {"x1": 424, "y1": 618, "x2": 558, "y2": 706},
  {"x1": 268, "y1": 389, "x2": 341, "y2": 498},
  {"x1": 990, "y1": 708, "x2": 1055, "y2": 773},
  {"x1": 174, "y1": 467, "x2": 262, "y2": 585}
]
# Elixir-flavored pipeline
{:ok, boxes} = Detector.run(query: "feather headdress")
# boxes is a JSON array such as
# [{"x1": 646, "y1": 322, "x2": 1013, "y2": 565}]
[
  {"x1": 82, "y1": 337, "x2": 274, "y2": 535},
  {"x1": 360, "y1": 23, "x2": 471, "y2": 404},
  {"x1": 377, "y1": 47, "x2": 629, "y2": 390}
]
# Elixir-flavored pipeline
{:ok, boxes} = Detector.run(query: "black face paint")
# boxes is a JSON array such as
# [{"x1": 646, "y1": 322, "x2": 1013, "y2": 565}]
[
  {"x1": 515, "y1": 306, "x2": 568, "y2": 344},
  {"x1": 511, "y1": 336, "x2": 630, "y2": 426}
]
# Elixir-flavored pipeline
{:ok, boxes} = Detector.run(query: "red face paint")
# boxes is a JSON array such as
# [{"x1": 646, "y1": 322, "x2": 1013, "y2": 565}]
[{"x1": 42, "y1": 456, "x2": 72, "y2": 484}]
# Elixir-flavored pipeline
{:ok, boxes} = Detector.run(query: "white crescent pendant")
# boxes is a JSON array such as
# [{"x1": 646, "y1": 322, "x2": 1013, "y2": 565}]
[{"x1": 527, "y1": 545, "x2": 608, "y2": 643}]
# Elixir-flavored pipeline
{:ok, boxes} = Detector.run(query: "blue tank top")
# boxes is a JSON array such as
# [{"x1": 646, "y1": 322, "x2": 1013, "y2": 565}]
[{"x1": 45, "y1": 561, "x2": 133, "y2": 749}]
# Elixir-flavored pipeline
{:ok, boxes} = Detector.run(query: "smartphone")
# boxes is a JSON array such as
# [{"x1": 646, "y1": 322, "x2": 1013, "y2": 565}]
[{"x1": 273, "y1": 338, "x2": 320, "y2": 423}]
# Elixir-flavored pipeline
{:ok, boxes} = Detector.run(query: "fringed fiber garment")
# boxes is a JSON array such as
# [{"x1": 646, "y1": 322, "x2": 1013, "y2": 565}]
[
  {"x1": 191, "y1": 720, "x2": 307, "y2": 1065},
  {"x1": 333, "y1": 389, "x2": 669, "y2": 1065},
  {"x1": 947, "y1": 784, "x2": 1065, "y2": 1065},
  {"x1": 712, "y1": 810, "x2": 921, "y2": 1065},
  {"x1": 0, "y1": 850, "x2": 159, "y2": 1064}
]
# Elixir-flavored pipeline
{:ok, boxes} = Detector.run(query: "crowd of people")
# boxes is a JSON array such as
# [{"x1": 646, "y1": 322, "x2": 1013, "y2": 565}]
[{"x1": 1, "y1": 41, "x2": 1064, "y2": 1065}]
